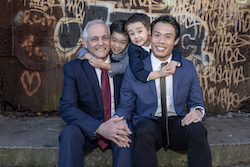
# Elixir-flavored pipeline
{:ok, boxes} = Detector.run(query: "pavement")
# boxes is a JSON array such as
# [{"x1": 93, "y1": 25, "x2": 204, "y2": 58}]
[{"x1": 0, "y1": 112, "x2": 250, "y2": 167}]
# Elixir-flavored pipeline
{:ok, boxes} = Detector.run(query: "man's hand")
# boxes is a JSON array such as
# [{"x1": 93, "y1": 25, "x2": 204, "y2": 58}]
[
  {"x1": 113, "y1": 118, "x2": 132, "y2": 147},
  {"x1": 95, "y1": 117, "x2": 132, "y2": 147},
  {"x1": 181, "y1": 109, "x2": 203, "y2": 126}
]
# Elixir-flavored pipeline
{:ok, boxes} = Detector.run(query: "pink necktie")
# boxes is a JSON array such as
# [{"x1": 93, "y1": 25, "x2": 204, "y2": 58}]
[{"x1": 97, "y1": 69, "x2": 111, "y2": 150}]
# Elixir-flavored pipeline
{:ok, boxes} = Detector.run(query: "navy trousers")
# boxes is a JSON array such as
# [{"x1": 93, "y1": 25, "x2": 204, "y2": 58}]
[
  {"x1": 58, "y1": 124, "x2": 134, "y2": 167},
  {"x1": 133, "y1": 117, "x2": 212, "y2": 167}
]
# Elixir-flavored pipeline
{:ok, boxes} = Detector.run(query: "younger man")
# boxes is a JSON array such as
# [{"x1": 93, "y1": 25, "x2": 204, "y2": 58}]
[
  {"x1": 125, "y1": 13, "x2": 182, "y2": 82},
  {"x1": 115, "y1": 14, "x2": 212, "y2": 167}
]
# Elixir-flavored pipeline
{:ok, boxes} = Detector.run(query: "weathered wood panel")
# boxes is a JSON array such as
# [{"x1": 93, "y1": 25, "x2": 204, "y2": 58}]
[{"x1": 0, "y1": 0, "x2": 249, "y2": 113}]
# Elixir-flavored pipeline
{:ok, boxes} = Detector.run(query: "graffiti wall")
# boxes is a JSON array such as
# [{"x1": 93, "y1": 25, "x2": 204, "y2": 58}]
[{"x1": 0, "y1": 0, "x2": 249, "y2": 113}]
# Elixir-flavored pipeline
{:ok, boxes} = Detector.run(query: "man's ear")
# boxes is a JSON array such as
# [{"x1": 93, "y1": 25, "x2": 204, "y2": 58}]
[
  {"x1": 83, "y1": 40, "x2": 88, "y2": 49},
  {"x1": 174, "y1": 37, "x2": 180, "y2": 45}
]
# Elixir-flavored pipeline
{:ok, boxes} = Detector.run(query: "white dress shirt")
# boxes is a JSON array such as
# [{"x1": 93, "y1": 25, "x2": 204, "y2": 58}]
[
  {"x1": 95, "y1": 56, "x2": 115, "y2": 116},
  {"x1": 141, "y1": 44, "x2": 151, "y2": 53},
  {"x1": 151, "y1": 53, "x2": 205, "y2": 117},
  {"x1": 151, "y1": 53, "x2": 178, "y2": 117}
]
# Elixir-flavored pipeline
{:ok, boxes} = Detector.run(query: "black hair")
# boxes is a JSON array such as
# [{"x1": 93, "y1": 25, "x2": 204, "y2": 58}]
[
  {"x1": 110, "y1": 20, "x2": 128, "y2": 36},
  {"x1": 151, "y1": 15, "x2": 180, "y2": 40}
]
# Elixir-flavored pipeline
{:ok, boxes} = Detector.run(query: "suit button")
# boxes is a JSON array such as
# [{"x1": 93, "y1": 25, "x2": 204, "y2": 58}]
[{"x1": 150, "y1": 113, "x2": 152, "y2": 116}]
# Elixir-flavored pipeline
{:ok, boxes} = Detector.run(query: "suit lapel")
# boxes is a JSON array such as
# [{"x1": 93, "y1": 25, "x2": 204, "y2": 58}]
[
  {"x1": 173, "y1": 67, "x2": 180, "y2": 102},
  {"x1": 81, "y1": 61, "x2": 103, "y2": 109}
]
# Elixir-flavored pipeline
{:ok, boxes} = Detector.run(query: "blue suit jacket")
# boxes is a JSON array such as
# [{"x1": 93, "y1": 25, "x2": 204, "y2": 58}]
[
  {"x1": 128, "y1": 42, "x2": 182, "y2": 83},
  {"x1": 59, "y1": 59, "x2": 123, "y2": 140},
  {"x1": 115, "y1": 55, "x2": 205, "y2": 126}
]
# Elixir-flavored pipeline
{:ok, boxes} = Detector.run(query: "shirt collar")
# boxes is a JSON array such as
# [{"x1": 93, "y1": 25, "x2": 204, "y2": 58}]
[
  {"x1": 141, "y1": 43, "x2": 151, "y2": 53},
  {"x1": 151, "y1": 53, "x2": 172, "y2": 71},
  {"x1": 103, "y1": 55, "x2": 111, "y2": 66},
  {"x1": 96, "y1": 55, "x2": 110, "y2": 71}
]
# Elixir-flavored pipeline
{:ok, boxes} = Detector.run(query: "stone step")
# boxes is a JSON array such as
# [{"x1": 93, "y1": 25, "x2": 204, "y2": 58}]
[{"x1": 0, "y1": 113, "x2": 250, "y2": 167}]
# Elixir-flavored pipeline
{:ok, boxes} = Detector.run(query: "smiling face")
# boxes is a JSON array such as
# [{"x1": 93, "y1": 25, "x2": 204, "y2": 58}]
[
  {"x1": 126, "y1": 22, "x2": 150, "y2": 47},
  {"x1": 110, "y1": 32, "x2": 129, "y2": 54},
  {"x1": 84, "y1": 23, "x2": 110, "y2": 60},
  {"x1": 151, "y1": 22, "x2": 179, "y2": 61}
]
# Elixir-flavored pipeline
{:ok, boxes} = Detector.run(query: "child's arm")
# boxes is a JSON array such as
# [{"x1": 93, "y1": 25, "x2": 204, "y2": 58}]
[
  {"x1": 167, "y1": 46, "x2": 182, "y2": 74},
  {"x1": 128, "y1": 43, "x2": 150, "y2": 83},
  {"x1": 148, "y1": 47, "x2": 182, "y2": 80},
  {"x1": 147, "y1": 65, "x2": 173, "y2": 80},
  {"x1": 149, "y1": 46, "x2": 182, "y2": 80},
  {"x1": 77, "y1": 47, "x2": 89, "y2": 60},
  {"x1": 77, "y1": 47, "x2": 111, "y2": 70},
  {"x1": 172, "y1": 46, "x2": 182, "y2": 65}
]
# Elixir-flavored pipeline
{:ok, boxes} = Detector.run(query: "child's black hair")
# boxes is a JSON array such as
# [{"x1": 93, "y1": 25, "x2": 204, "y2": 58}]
[{"x1": 110, "y1": 20, "x2": 128, "y2": 36}]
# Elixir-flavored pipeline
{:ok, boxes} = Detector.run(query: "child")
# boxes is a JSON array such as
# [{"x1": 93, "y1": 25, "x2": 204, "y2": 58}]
[
  {"x1": 125, "y1": 13, "x2": 182, "y2": 82},
  {"x1": 77, "y1": 20, "x2": 130, "y2": 77}
]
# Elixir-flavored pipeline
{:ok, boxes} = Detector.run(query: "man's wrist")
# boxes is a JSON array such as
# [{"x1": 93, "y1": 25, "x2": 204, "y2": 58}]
[
  {"x1": 191, "y1": 106, "x2": 205, "y2": 118},
  {"x1": 195, "y1": 107, "x2": 205, "y2": 118}
]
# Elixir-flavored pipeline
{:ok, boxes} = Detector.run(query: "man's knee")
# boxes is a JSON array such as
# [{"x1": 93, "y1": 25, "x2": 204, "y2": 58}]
[
  {"x1": 59, "y1": 125, "x2": 85, "y2": 144},
  {"x1": 134, "y1": 121, "x2": 159, "y2": 145},
  {"x1": 134, "y1": 124, "x2": 154, "y2": 142},
  {"x1": 187, "y1": 123, "x2": 208, "y2": 141}
]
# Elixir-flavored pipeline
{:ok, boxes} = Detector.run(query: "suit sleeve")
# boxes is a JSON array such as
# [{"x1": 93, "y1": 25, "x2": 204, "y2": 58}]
[
  {"x1": 186, "y1": 62, "x2": 205, "y2": 117},
  {"x1": 58, "y1": 63, "x2": 102, "y2": 140},
  {"x1": 128, "y1": 43, "x2": 150, "y2": 83},
  {"x1": 172, "y1": 47, "x2": 182, "y2": 65},
  {"x1": 77, "y1": 47, "x2": 89, "y2": 60},
  {"x1": 115, "y1": 67, "x2": 136, "y2": 122}
]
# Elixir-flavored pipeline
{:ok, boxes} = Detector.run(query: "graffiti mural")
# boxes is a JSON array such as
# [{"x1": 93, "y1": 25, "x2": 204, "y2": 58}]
[
  {"x1": 170, "y1": 0, "x2": 250, "y2": 111},
  {"x1": 20, "y1": 70, "x2": 41, "y2": 97},
  {"x1": 1, "y1": 0, "x2": 249, "y2": 112}
]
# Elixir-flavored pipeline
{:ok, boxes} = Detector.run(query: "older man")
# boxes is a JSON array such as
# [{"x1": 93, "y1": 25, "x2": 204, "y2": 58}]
[
  {"x1": 115, "y1": 15, "x2": 212, "y2": 167},
  {"x1": 58, "y1": 19, "x2": 133, "y2": 167}
]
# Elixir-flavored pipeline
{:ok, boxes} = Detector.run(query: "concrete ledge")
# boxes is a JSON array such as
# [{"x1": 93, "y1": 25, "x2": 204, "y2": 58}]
[
  {"x1": 210, "y1": 143, "x2": 250, "y2": 166},
  {"x1": 1, "y1": 143, "x2": 250, "y2": 167},
  {"x1": 1, "y1": 113, "x2": 250, "y2": 167},
  {"x1": 0, "y1": 147, "x2": 58, "y2": 167}
]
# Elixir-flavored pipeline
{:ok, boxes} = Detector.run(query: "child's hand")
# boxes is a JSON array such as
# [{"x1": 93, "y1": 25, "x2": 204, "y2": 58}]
[
  {"x1": 84, "y1": 53, "x2": 94, "y2": 60},
  {"x1": 82, "y1": 53, "x2": 105, "y2": 68},
  {"x1": 167, "y1": 61, "x2": 178, "y2": 75},
  {"x1": 88, "y1": 56, "x2": 106, "y2": 68},
  {"x1": 82, "y1": 53, "x2": 111, "y2": 70},
  {"x1": 159, "y1": 65, "x2": 172, "y2": 77},
  {"x1": 159, "y1": 61, "x2": 178, "y2": 77}
]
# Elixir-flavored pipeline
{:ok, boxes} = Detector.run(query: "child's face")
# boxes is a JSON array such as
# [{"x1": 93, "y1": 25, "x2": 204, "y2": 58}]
[
  {"x1": 110, "y1": 32, "x2": 129, "y2": 54},
  {"x1": 126, "y1": 22, "x2": 150, "y2": 47}
]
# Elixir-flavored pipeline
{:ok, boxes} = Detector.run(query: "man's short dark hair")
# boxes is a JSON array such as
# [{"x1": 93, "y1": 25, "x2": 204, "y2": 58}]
[
  {"x1": 151, "y1": 15, "x2": 180, "y2": 40},
  {"x1": 125, "y1": 13, "x2": 150, "y2": 32}
]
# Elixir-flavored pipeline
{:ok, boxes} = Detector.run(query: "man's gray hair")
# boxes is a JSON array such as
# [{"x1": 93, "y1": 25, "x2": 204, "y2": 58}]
[{"x1": 82, "y1": 19, "x2": 110, "y2": 41}]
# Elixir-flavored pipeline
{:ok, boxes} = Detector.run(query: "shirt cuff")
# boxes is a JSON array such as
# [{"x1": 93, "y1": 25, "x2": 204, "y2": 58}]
[
  {"x1": 91, "y1": 131, "x2": 100, "y2": 140},
  {"x1": 191, "y1": 106, "x2": 205, "y2": 118}
]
